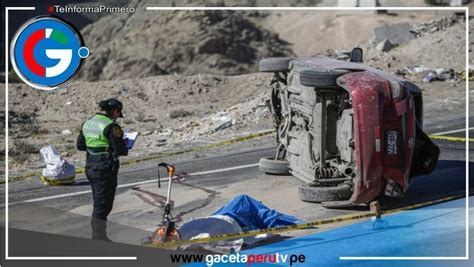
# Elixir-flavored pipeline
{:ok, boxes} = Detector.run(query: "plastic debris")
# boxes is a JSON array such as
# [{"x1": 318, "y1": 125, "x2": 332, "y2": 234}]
[
  {"x1": 40, "y1": 145, "x2": 75, "y2": 185},
  {"x1": 399, "y1": 65, "x2": 457, "y2": 82},
  {"x1": 435, "y1": 68, "x2": 455, "y2": 80},
  {"x1": 405, "y1": 65, "x2": 432, "y2": 74},
  {"x1": 422, "y1": 72, "x2": 438, "y2": 83},
  {"x1": 335, "y1": 50, "x2": 351, "y2": 60},
  {"x1": 422, "y1": 68, "x2": 455, "y2": 83},
  {"x1": 61, "y1": 129, "x2": 72, "y2": 135}
]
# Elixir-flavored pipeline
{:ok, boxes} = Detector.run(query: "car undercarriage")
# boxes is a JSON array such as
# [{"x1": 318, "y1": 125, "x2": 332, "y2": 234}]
[{"x1": 259, "y1": 50, "x2": 439, "y2": 207}]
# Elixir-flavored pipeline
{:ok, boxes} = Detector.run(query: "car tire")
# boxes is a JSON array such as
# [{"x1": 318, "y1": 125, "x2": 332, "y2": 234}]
[
  {"x1": 259, "y1": 57, "x2": 294, "y2": 73},
  {"x1": 299, "y1": 69, "x2": 350, "y2": 88},
  {"x1": 259, "y1": 157, "x2": 290, "y2": 175},
  {"x1": 298, "y1": 183, "x2": 352, "y2": 203}
]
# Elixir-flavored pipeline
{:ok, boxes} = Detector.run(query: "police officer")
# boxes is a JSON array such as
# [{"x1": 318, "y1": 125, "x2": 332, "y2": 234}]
[{"x1": 77, "y1": 98, "x2": 128, "y2": 241}]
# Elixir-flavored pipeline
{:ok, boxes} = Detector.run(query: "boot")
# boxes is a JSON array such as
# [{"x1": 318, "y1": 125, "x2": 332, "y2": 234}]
[{"x1": 91, "y1": 218, "x2": 112, "y2": 242}]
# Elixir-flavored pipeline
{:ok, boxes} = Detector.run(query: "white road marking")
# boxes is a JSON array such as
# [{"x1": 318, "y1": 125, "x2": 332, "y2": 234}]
[
  {"x1": 3, "y1": 126, "x2": 470, "y2": 207},
  {"x1": 2, "y1": 163, "x2": 259, "y2": 207},
  {"x1": 431, "y1": 127, "x2": 474, "y2": 136}
]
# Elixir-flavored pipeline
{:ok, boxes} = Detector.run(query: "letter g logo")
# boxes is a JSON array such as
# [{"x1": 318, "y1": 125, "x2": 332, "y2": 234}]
[{"x1": 10, "y1": 16, "x2": 89, "y2": 90}]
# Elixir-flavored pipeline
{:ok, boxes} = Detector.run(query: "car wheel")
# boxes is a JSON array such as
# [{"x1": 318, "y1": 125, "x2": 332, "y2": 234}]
[
  {"x1": 259, "y1": 157, "x2": 290, "y2": 175},
  {"x1": 299, "y1": 69, "x2": 350, "y2": 88},
  {"x1": 259, "y1": 57, "x2": 294, "y2": 73},
  {"x1": 298, "y1": 183, "x2": 352, "y2": 203}
]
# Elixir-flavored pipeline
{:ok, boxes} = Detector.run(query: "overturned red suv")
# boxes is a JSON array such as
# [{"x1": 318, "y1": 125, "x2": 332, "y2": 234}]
[{"x1": 259, "y1": 48, "x2": 439, "y2": 207}]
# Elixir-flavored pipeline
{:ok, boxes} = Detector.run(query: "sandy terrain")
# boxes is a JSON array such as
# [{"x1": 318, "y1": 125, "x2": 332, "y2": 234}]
[
  {"x1": 260, "y1": 10, "x2": 455, "y2": 57},
  {"x1": 0, "y1": 10, "x2": 468, "y2": 178}
]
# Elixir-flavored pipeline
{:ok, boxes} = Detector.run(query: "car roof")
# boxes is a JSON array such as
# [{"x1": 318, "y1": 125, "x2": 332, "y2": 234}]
[{"x1": 291, "y1": 55, "x2": 404, "y2": 82}]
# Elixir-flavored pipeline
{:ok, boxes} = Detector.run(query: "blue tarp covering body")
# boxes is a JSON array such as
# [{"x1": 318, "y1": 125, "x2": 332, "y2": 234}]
[
  {"x1": 188, "y1": 197, "x2": 473, "y2": 267},
  {"x1": 212, "y1": 194, "x2": 301, "y2": 230}
]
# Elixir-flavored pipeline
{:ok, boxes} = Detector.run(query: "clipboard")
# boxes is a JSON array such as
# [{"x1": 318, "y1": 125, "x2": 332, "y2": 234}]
[{"x1": 123, "y1": 132, "x2": 139, "y2": 149}]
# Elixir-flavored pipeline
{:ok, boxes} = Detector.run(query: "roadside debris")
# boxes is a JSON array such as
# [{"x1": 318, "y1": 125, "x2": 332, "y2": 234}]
[
  {"x1": 468, "y1": 65, "x2": 474, "y2": 81},
  {"x1": 39, "y1": 145, "x2": 75, "y2": 185},
  {"x1": 61, "y1": 129, "x2": 72, "y2": 135},
  {"x1": 422, "y1": 68, "x2": 456, "y2": 83},
  {"x1": 396, "y1": 65, "x2": 458, "y2": 82},
  {"x1": 373, "y1": 23, "x2": 415, "y2": 48},
  {"x1": 403, "y1": 65, "x2": 432, "y2": 75},
  {"x1": 410, "y1": 13, "x2": 465, "y2": 38},
  {"x1": 335, "y1": 50, "x2": 351, "y2": 60}
]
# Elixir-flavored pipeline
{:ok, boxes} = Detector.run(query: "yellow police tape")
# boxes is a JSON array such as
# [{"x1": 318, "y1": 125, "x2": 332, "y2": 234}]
[
  {"x1": 428, "y1": 135, "x2": 474, "y2": 143},
  {"x1": 122, "y1": 129, "x2": 276, "y2": 166},
  {"x1": 145, "y1": 194, "x2": 465, "y2": 249},
  {"x1": 3, "y1": 131, "x2": 469, "y2": 184},
  {"x1": 2, "y1": 130, "x2": 276, "y2": 184},
  {"x1": 39, "y1": 175, "x2": 75, "y2": 186}
]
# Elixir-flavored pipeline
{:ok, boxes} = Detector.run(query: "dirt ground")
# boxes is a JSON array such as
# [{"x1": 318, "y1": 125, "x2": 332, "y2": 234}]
[
  {"x1": 261, "y1": 10, "x2": 455, "y2": 57},
  {"x1": 0, "y1": 10, "x2": 469, "y2": 177}
]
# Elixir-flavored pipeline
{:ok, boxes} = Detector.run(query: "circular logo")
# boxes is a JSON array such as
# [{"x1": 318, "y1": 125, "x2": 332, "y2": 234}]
[{"x1": 10, "y1": 16, "x2": 88, "y2": 90}]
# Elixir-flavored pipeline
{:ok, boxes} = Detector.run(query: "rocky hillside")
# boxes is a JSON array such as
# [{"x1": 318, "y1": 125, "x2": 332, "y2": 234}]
[
  {"x1": 79, "y1": 3, "x2": 294, "y2": 81},
  {"x1": 1, "y1": 11, "x2": 468, "y2": 176}
]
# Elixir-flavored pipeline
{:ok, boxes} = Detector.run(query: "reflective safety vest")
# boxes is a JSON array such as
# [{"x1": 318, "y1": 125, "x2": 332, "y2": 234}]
[{"x1": 82, "y1": 114, "x2": 113, "y2": 149}]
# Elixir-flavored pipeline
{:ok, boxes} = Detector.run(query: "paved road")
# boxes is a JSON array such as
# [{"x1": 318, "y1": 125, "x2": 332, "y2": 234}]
[
  {"x1": 0, "y1": 119, "x2": 472, "y2": 245},
  {"x1": 2, "y1": 118, "x2": 471, "y2": 202}
]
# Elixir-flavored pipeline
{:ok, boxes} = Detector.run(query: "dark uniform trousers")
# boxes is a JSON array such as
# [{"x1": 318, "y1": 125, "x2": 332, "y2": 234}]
[
  {"x1": 86, "y1": 153, "x2": 120, "y2": 220},
  {"x1": 86, "y1": 153, "x2": 119, "y2": 241}
]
